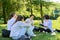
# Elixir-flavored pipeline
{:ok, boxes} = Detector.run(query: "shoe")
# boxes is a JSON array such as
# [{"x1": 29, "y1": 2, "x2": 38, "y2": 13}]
[{"x1": 51, "y1": 32, "x2": 56, "y2": 35}]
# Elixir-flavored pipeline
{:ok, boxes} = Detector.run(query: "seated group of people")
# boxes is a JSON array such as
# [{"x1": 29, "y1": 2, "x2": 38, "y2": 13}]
[
  {"x1": 7, "y1": 12, "x2": 36, "y2": 40},
  {"x1": 7, "y1": 12, "x2": 56, "y2": 40}
]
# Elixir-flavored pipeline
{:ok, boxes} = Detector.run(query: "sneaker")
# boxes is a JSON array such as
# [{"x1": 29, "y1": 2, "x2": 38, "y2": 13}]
[{"x1": 51, "y1": 32, "x2": 56, "y2": 35}]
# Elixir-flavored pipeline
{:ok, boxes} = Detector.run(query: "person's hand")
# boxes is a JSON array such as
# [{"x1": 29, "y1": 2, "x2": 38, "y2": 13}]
[{"x1": 13, "y1": 14, "x2": 17, "y2": 19}]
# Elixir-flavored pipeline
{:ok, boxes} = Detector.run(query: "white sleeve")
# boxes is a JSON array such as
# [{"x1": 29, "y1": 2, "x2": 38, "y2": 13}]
[
  {"x1": 25, "y1": 19, "x2": 29, "y2": 23},
  {"x1": 7, "y1": 18, "x2": 16, "y2": 30},
  {"x1": 48, "y1": 20, "x2": 52, "y2": 28}
]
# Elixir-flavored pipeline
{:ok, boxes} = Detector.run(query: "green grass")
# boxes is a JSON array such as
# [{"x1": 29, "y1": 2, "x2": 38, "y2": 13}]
[{"x1": 0, "y1": 20, "x2": 60, "y2": 40}]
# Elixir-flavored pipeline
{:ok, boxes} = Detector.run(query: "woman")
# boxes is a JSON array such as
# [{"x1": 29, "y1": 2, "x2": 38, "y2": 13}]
[
  {"x1": 25, "y1": 15, "x2": 36, "y2": 37},
  {"x1": 7, "y1": 12, "x2": 17, "y2": 31},
  {"x1": 10, "y1": 15, "x2": 28, "y2": 40}
]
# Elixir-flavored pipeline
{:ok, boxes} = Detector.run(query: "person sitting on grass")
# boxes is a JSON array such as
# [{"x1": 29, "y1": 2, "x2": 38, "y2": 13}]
[
  {"x1": 25, "y1": 15, "x2": 36, "y2": 37},
  {"x1": 40, "y1": 15, "x2": 56, "y2": 35},
  {"x1": 7, "y1": 12, "x2": 17, "y2": 31},
  {"x1": 10, "y1": 15, "x2": 30, "y2": 40}
]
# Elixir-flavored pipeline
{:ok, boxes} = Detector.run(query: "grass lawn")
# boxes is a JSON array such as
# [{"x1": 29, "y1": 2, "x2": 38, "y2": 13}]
[{"x1": 0, "y1": 20, "x2": 60, "y2": 40}]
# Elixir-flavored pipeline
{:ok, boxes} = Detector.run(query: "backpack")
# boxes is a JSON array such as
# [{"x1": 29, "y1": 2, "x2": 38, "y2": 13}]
[{"x1": 2, "y1": 29, "x2": 10, "y2": 37}]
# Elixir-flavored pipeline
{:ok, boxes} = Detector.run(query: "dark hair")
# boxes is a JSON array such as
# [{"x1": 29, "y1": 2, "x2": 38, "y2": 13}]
[
  {"x1": 9, "y1": 12, "x2": 15, "y2": 19},
  {"x1": 12, "y1": 15, "x2": 24, "y2": 25},
  {"x1": 16, "y1": 15, "x2": 24, "y2": 21},
  {"x1": 44, "y1": 15, "x2": 50, "y2": 19},
  {"x1": 30, "y1": 14, "x2": 34, "y2": 17}
]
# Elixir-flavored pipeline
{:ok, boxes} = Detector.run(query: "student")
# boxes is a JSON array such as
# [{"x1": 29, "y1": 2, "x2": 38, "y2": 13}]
[
  {"x1": 10, "y1": 15, "x2": 28, "y2": 40},
  {"x1": 25, "y1": 15, "x2": 36, "y2": 37},
  {"x1": 7, "y1": 12, "x2": 17, "y2": 31},
  {"x1": 40, "y1": 15, "x2": 56, "y2": 35}
]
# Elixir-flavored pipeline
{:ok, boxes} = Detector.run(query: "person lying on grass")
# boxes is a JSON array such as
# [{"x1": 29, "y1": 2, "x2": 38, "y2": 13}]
[{"x1": 40, "y1": 15, "x2": 56, "y2": 35}]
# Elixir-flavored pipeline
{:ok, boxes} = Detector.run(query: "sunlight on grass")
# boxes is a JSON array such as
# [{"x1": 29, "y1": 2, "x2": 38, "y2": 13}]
[{"x1": 0, "y1": 24, "x2": 6, "y2": 27}]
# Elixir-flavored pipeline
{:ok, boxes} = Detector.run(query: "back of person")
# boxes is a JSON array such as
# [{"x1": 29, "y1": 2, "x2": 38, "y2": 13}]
[
  {"x1": 7, "y1": 18, "x2": 16, "y2": 30},
  {"x1": 2, "y1": 12, "x2": 17, "y2": 37},
  {"x1": 10, "y1": 15, "x2": 29, "y2": 40},
  {"x1": 10, "y1": 21, "x2": 26, "y2": 39},
  {"x1": 7, "y1": 12, "x2": 17, "y2": 31}
]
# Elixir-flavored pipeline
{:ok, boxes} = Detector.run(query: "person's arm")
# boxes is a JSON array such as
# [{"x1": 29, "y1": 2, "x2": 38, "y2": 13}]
[
  {"x1": 25, "y1": 19, "x2": 29, "y2": 23},
  {"x1": 31, "y1": 20, "x2": 34, "y2": 26},
  {"x1": 48, "y1": 20, "x2": 52, "y2": 29}
]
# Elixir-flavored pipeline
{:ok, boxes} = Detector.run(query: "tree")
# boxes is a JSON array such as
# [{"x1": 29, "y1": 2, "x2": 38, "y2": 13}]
[{"x1": 31, "y1": 0, "x2": 55, "y2": 23}]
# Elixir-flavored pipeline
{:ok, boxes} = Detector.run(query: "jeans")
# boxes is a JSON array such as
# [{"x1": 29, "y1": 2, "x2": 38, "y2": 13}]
[{"x1": 13, "y1": 35, "x2": 26, "y2": 40}]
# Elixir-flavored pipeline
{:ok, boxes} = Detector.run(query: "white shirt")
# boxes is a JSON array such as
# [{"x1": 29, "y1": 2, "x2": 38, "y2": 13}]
[
  {"x1": 10, "y1": 21, "x2": 29, "y2": 39},
  {"x1": 43, "y1": 19, "x2": 52, "y2": 29},
  {"x1": 7, "y1": 18, "x2": 16, "y2": 30}
]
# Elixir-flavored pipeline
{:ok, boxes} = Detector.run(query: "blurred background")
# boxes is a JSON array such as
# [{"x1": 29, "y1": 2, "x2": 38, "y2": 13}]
[
  {"x1": 0, "y1": 0, "x2": 60, "y2": 24},
  {"x1": 0, "y1": 0, "x2": 60, "y2": 40}
]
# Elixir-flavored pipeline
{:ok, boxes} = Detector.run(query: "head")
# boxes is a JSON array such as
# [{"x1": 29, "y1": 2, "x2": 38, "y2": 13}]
[
  {"x1": 9, "y1": 12, "x2": 17, "y2": 19},
  {"x1": 44, "y1": 15, "x2": 50, "y2": 20},
  {"x1": 30, "y1": 15, "x2": 34, "y2": 20},
  {"x1": 16, "y1": 15, "x2": 24, "y2": 22},
  {"x1": 12, "y1": 15, "x2": 24, "y2": 25}
]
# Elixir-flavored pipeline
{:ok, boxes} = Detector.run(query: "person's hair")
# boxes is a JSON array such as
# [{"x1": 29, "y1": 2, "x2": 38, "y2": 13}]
[
  {"x1": 30, "y1": 14, "x2": 34, "y2": 17},
  {"x1": 9, "y1": 12, "x2": 15, "y2": 19},
  {"x1": 16, "y1": 15, "x2": 24, "y2": 21},
  {"x1": 44, "y1": 15, "x2": 50, "y2": 19},
  {"x1": 12, "y1": 15, "x2": 24, "y2": 25}
]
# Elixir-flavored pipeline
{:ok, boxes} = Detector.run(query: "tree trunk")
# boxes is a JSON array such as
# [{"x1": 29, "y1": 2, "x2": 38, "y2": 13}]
[
  {"x1": 31, "y1": 8, "x2": 33, "y2": 15},
  {"x1": 2, "y1": 2, "x2": 7, "y2": 24},
  {"x1": 40, "y1": 0, "x2": 43, "y2": 23},
  {"x1": 30, "y1": 0, "x2": 33, "y2": 15}
]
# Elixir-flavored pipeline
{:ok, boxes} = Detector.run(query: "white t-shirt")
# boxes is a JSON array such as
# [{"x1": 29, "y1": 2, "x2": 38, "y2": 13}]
[{"x1": 7, "y1": 18, "x2": 16, "y2": 31}]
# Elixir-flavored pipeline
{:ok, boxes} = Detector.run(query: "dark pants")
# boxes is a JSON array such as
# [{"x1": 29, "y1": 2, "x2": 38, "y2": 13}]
[
  {"x1": 33, "y1": 27, "x2": 51, "y2": 33},
  {"x1": 39, "y1": 28, "x2": 51, "y2": 33},
  {"x1": 56, "y1": 29, "x2": 60, "y2": 32}
]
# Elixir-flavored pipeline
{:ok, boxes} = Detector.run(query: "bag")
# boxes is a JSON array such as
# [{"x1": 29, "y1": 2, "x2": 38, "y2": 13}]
[{"x1": 2, "y1": 29, "x2": 10, "y2": 37}]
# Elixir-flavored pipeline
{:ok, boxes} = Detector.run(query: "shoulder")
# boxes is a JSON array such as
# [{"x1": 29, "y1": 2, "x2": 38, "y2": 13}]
[
  {"x1": 48, "y1": 20, "x2": 52, "y2": 22},
  {"x1": 16, "y1": 21, "x2": 23, "y2": 24},
  {"x1": 8, "y1": 18, "x2": 15, "y2": 22},
  {"x1": 26, "y1": 18, "x2": 30, "y2": 20}
]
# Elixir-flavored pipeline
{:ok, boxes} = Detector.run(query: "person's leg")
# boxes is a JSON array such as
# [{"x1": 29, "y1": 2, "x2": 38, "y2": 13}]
[
  {"x1": 56, "y1": 29, "x2": 60, "y2": 32},
  {"x1": 33, "y1": 26, "x2": 40, "y2": 32},
  {"x1": 46, "y1": 29, "x2": 51, "y2": 33},
  {"x1": 39, "y1": 28, "x2": 44, "y2": 32},
  {"x1": 48, "y1": 27, "x2": 56, "y2": 35},
  {"x1": 27, "y1": 26, "x2": 36, "y2": 36}
]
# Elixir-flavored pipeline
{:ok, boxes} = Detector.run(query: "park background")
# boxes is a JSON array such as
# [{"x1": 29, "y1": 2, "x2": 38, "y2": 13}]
[{"x1": 0, "y1": 0, "x2": 60, "y2": 40}]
